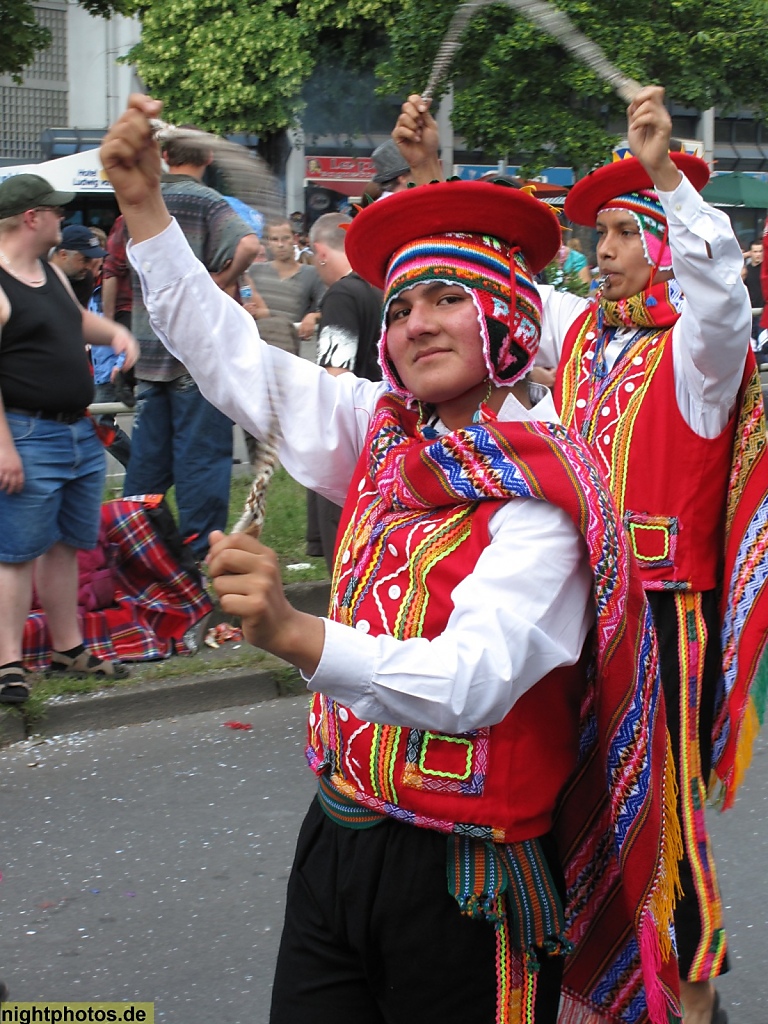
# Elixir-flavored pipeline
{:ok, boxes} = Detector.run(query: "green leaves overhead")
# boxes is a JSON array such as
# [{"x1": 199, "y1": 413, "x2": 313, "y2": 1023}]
[
  {"x1": 126, "y1": 0, "x2": 402, "y2": 138},
  {"x1": 378, "y1": 0, "x2": 768, "y2": 174},
  {"x1": 6, "y1": 0, "x2": 762, "y2": 178},
  {"x1": 128, "y1": 0, "x2": 309, "y2": 135},
  {"x1": 0, "y1": 0, "x2": 131, "y2": 82}
]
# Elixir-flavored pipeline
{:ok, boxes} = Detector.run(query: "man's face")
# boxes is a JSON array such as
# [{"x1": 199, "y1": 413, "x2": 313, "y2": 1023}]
[
  {"x1": 266, "y1": 223, "x2": 296, "y2": 264},
  {"x1": 750, "y1": 243, "x2": 763, "y2": 265},
  {"x1": 595, "y1": 209, "x2": 653, "y2": 301},
  {"x1": 386, "y1": 282, "x2": 488, "y2": 416},
  {"x1": 30, "y1": 205, "x2": 65, "y2": 254},
  {"x1": 55, "y1": 248, "x2": 89, "y2": 280}
]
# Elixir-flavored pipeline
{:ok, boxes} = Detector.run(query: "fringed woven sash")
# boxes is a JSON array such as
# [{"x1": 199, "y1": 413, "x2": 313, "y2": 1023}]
[{"x1": 447, "y1": 835, "x2": 572, "y2": 1024}]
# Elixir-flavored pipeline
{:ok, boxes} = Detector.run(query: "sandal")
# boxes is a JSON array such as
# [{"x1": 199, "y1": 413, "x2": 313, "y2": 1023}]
[
  {"x1": 0, "y1": 665, "x2": 30, "y2": 705},
  {"x1": 48, "y1": 649, "x2": 130, "y2": 680}
]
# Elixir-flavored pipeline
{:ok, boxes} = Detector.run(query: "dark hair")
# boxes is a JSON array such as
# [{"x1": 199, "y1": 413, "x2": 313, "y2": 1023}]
[
  {"x1": 362, "y1": 180, "x2": 383, "y2": 203},
  {"x1": 161, "y1": 132, "x2": 212, "y2": 168}
]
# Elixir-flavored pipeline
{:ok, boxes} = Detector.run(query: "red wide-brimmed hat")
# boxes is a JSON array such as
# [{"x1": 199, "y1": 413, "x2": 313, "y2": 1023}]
[
  {"x1": 345, "y1": 179, "x2": 562, "y2": 287},
  {"x1": 564, "y1": 152, "x2": 710, "y2": 226}
]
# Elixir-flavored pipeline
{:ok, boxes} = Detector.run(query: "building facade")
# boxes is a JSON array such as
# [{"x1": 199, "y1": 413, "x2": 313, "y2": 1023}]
[{"x1": 0, "y1": 0, "x2": 140, "y2": 164}]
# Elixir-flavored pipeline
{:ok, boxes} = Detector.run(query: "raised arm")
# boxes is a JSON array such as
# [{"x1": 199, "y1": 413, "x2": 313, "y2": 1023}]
[
  {"x1": 210, "y1": 233, "x2": 262, "y2": 292},
  {"x1": 626, "y1": 86, "x2": 683, "y2": 194},
  {"x1": 630, "y1": 87, "x2": 749, "y2": 421},
  {"x1": 100, "y1": 94, "x2": 172, "y2": 244},
  {"x1": 392, "y1": 94, "x2": 444, "y2": 185}
]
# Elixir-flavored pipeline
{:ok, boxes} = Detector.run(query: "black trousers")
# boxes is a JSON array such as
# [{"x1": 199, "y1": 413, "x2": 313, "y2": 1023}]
[{"x1": 270, "y1": 798, "x2": 564, "y2": 1024}]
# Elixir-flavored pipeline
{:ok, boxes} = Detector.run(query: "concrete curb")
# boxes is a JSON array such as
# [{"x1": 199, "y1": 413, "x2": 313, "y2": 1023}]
[
  {"x1": 32, "y1": 662, "x2": 304, "y2": 738},
  {"x1": 0, "y1": 579, "x2": 329, "y2": 746}
]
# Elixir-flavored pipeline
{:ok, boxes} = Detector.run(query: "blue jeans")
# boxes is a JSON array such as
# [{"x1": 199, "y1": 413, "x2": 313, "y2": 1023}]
[
  {"x1": 0, "y1": 413, "x2": 105, "y2": 562},
  {"x1": 123, "y1": 374, "x2": 233, "y2": 558}
]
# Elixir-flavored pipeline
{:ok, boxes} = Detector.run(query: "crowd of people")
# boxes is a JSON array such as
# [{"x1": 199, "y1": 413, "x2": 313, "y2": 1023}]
[{"x1": 0, "y1": 79, "x2": 766, "y2": 1024}]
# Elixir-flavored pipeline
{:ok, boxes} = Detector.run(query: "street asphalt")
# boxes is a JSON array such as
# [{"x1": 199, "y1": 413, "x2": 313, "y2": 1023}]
[
  {"x1": 0, "y1": 699, "x2": 764, "y2": 1024},
  {"x1": 0, "y1": 572, "x2": 765, "y2": 1022}
]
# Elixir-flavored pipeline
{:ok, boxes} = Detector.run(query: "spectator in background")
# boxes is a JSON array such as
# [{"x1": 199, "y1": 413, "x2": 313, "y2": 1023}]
[
  {"x1": 370, "y1": 138, "x2": 412, "y2": 195},
  {"x1": 546, "y1": 236, "x2": 591, "y2": 293},
  {"x1": 741, "y1": 238, "x2": 764, "y2": 344},
  {"x1": 101, "y1": 213, "x2": 136, "y2": 409},
  {"x1": 295, "y1": 232, "x2": 314, "y2": 265},
  {"x1": 102, "y1": 215, "x2": 132, "y2": 330},
  {"x1": 760, "y1": 225, "x2": 768, "y2": 347},
  {"x1": 0, "y1": 173, "x2": 138, "y2": 703},
  {"x1": 48, "y1": 224, "x2": 108, "y2": 306},
  {"x1": 121, "y1": 128, "x2": 261, "y2": 560},
  {"x1": 360, "y1": 180, "x2": 383, "y2": 204},
  {"x1": 88, "y1": 226, "x2": 108, "y2": 264},
  {"x1": 85, "y1": 225, "x2": 133, "y2": 468},
  {"x1": 306, "y1": 211, "x2": 383, "y2": 570},
  {"x1": 243, "y1": 219, "x2": 326, "y2": 553},
  {"x1": 245, "y1": 218, "x2": 325, "y2": 346}
]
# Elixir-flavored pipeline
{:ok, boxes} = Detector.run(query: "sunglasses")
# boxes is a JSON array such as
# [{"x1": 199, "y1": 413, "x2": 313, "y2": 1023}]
[{"x1": 32, "y1": 205, "x2": 66, "y2": 217}]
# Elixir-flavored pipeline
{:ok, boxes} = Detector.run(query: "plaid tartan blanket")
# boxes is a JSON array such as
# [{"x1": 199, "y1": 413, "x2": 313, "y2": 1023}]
[{"x1": 23, "y1": 497, "x2": 213, "y2": 670}]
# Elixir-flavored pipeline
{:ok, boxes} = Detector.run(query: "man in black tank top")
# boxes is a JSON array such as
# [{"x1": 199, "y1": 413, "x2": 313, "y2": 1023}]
[{"x1": 0, "y1": 174, "x2": 139, "y2": 705}]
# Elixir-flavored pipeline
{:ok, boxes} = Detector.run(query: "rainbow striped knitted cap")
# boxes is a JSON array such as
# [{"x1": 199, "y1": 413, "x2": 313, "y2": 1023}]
[
  {"x1": 598, "y1": 188, "x2": 672, "y2": 271},
  {"x1": 380, "y1": 231, "x2": 543, "y2": 397}
]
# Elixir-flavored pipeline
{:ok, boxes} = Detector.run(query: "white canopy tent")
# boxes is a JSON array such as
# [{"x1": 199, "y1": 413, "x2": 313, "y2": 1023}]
[{"x1": 0, "y1": 149, "x2": 113, "y2": 195}]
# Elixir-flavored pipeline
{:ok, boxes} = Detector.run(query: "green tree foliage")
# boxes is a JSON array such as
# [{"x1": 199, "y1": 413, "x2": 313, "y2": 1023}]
[
  {"x1": 378, "y1": 0, "x2": 768, "y2": 175},
  {"x1": 126, "y1": 0, "x2": 400, "y2": 168},
  {"x1": 116, "y1": 0, "x2": 768, "y2": 178},
  {"x1": 1, "y1": 0, "x2": 132, "y2": 82}
]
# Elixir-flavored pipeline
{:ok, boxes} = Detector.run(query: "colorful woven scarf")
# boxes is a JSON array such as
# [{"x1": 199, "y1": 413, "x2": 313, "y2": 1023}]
[
  {"x1": 600, "y1": 188, "x2": 673, "y2": 270},
  {"x1": 590, "y1": 279, "x2": 684, "y2": 382},
  {"x1": 715, "y1": 351, "x2": 768, "y2": 806},
  {"x1": 335, "y1": 394, "x2": 681, "y2": 1024},
  {"x1": 598, "y1": 278, "x2": 683, "y2": 330},
  {"x1": 379, "y1": 232, "x2": 542, "y2": 396},
  {"x1": 447, "y1": 834, "x2": 572, "y2": 1024}
]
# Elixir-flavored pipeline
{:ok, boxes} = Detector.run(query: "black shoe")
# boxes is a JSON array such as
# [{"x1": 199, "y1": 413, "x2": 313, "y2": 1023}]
[
  {"x1": 0, "y1": 979, "x2": 9, "y2": 1002},
  {"x1": 113, "y1": 370, "x2": 136, "y2": 409}
]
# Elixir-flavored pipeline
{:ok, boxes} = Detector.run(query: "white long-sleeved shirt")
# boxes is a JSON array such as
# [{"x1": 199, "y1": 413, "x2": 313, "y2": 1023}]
[
  {"x1": 537, "y1": 173, "x2": 750, "y2": 439},
  {"x1": 129, "y1": 220, "x2": 594, "y2": 734}
]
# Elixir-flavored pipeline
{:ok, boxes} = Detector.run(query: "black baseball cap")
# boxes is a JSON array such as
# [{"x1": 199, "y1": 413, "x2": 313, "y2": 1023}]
[{"x1": 60, "y1": 224, "x2": 108, "y2": 258}]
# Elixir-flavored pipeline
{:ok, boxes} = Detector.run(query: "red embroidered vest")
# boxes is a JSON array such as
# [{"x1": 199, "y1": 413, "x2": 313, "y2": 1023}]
[
  {"x1": 306, "y1": 456, "x2": 585, "y2": 843},
  {"x1": 556, "y1": 311, "x2": 735, "y2": 591}
]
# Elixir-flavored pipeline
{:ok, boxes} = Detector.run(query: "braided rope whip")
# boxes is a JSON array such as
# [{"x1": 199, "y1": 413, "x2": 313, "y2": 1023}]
[
  {"x1": 423, "y1": 0, "x2": 642, "y2": 104},
  {"x1": 150, "y1": 120, "x2": 284, "y2": 539}
]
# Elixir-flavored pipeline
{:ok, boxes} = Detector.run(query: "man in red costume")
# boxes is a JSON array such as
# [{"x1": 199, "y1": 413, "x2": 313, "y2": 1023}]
[
  {"x1": 537, "y1": 88, "x2": 768, "y2": 1024},
  {"x1": 397, "y1": 81, "x2": 768, "y2": 1024},
  {"x1": 101, "y1": 94, "x2": 682, "y2": 1024}
]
